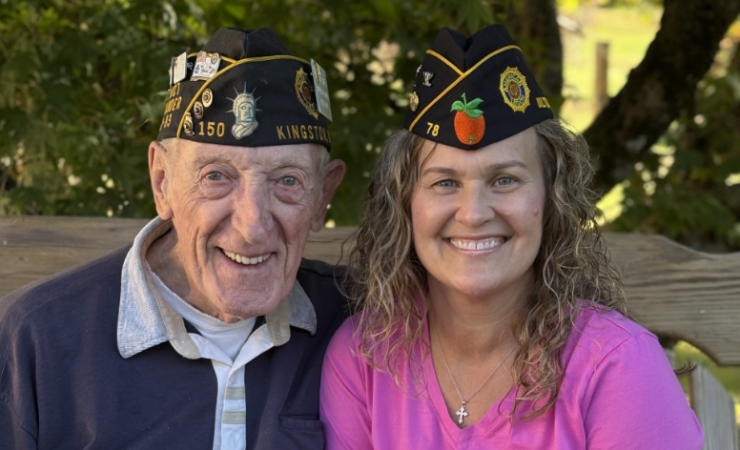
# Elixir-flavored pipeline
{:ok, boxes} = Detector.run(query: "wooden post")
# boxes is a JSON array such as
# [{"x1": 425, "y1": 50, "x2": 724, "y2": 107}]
[
  {"x1": 595, "y1": 42, "x2": 609, "y2": 113},
  {"x1": 690, "y1": 365, "x2": 739, "y2": 450}
]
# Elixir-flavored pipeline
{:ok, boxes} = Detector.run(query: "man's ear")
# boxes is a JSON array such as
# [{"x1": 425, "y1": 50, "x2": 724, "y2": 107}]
[
  {"x1": 149, "y1": 141, "x2": 174, "y2": 220},
  {"x1": 311, "y1": 159, "x2": 346, "y2": 232}
]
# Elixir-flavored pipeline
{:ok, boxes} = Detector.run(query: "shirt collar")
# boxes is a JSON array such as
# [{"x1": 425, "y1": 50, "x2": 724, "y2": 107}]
[{"x1": 117, "y1": 216, "x2": 317, "y2": 359}]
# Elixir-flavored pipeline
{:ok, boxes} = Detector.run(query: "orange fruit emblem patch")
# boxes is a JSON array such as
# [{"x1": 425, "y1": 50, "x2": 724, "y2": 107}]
[{"x1": 451, "y1": 93, "x2": 485, "y2": 145}]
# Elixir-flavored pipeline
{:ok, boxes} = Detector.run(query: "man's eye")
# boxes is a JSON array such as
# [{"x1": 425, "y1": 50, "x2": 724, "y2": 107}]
[
  {"x1": 281, "y1": 176, "x2": 298, "y2": 187},
  {"x1": 205, "y1": 172, "x2": 225, "y2": 181}
]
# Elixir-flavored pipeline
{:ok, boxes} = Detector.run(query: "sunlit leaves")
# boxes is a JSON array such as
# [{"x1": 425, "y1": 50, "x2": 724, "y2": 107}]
[{"x1": 0, "y1": 0, "x2": 504, "y2": 222}]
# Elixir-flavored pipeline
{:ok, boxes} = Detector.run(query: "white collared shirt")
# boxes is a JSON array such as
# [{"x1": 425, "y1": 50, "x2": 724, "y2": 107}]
[{"x1": 116, "y1": 217, "x2": 317, "y2": 450}]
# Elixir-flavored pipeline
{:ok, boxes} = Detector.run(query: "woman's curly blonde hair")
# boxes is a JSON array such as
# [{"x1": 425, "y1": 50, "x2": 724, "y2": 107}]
[{"x1": 345, "y1": 118, "x2": 627, "y2": 419}]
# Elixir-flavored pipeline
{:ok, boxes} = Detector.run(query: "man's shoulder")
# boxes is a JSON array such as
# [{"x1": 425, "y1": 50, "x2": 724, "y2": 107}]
[
  {"x1": 296, "y1": 258, "x2": 350, "y2": 324},
  {"x1": 0, "y1": 245, "x2": 131, "y2": 329},
  {"x1": 298, "y1": 257, "x2": 346, "y2": 279},
  {"x1": 296, "y1": 258, "x2": 348, "y2": 299}
]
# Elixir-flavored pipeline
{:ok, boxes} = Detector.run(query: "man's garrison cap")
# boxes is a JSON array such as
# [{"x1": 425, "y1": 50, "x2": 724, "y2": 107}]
[
  {"x1": 157, "y1": 27, "x2": 333, "y2": 150},
  {"x1": 404, "y1": 25, "x2": 553, "y2": 150}
]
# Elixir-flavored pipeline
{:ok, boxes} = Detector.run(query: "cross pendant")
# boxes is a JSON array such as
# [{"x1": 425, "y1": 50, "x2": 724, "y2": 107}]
[{"x1": 455, "y1": 403, "x2": 469, "y2": 424}]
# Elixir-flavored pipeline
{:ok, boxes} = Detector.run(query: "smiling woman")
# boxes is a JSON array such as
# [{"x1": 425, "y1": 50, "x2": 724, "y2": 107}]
[
  {"x1": 412, "y1": 128, "x2": 546, "y2": 310},
  {"x1": 319, "y1": 25, "x2": 702, "y2": 450}
]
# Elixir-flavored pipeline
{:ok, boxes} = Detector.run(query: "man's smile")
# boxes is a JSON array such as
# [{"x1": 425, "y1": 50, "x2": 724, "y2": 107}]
[{"x1": 221, "y1": 248, "x2": 272, "y2": 265}]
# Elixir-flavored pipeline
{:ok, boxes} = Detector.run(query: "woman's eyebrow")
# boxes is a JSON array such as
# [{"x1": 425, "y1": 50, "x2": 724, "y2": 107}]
[
  {"x1": 420, "y1": 166, "x2": 458, "y2": 177},
  {"x1": 420, "y1": 160, "x2": 529, "y2": 177},
  {"x1": 485, "y1": 160, "x2": 529, "y2": 172}
]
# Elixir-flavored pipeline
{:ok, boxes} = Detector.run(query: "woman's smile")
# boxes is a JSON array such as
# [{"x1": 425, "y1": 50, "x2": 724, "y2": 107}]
[{"x1": 446, "y1": 236, "x2": 508, "y2": 252}]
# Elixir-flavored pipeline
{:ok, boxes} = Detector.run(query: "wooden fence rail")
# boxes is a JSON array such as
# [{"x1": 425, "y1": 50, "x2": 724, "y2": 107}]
[
  {"x1": 1, "y1": 215, "x2": 739, "y2": 367},
  {"x1": 1, "y1": 215, "x2": 738, "y2": 447}
]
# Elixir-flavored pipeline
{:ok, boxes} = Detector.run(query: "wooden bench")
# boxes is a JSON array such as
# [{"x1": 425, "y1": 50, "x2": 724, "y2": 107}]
[{"x1": 1, "y1": 215, "x2": 738, "y2": 449}]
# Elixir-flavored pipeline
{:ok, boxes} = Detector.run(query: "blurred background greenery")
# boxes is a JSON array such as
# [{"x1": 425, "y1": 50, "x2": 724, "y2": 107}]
[{"x1": 1, "y1": 0, "x2": 739, "y2": 424}]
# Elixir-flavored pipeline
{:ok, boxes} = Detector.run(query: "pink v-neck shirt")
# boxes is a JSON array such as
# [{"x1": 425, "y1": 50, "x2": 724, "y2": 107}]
[{"x1": 320, "y1": 306, "x2": 702, "y2": 449}]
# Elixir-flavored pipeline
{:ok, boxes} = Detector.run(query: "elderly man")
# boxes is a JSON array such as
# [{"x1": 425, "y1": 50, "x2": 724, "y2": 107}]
[{"x1": 0, "y1": 27, "x2": 346, "y2": 450}]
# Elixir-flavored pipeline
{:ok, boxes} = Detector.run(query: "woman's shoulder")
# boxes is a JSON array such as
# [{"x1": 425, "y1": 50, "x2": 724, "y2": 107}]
[
  {"x1": 565, "y1": 304, "x2": 661, "y2": 369},
  {"x1": 562, "y1": 304, "x2": 702, "y2": 448},
  {"x1": 326, "y1": 314, "x2": 363, "y2": 359}
]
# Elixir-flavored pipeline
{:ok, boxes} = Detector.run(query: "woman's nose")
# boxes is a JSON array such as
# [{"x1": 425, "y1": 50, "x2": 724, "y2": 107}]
[{"x1": 454, "y1": 183, "x2": 496, "y2": 228}]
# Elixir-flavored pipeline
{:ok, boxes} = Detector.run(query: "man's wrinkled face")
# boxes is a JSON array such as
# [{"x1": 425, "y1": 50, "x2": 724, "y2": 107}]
[{"x1": 149, "y1": 140, "x2": 343, "y2": 323}]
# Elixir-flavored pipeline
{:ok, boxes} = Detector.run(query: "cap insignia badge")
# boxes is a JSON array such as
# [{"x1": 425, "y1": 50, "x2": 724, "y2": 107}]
[
  {"x1": 228, "y1": 84, "x2": 261, "y2": 139},
  {"x1": 499, "y1": 67, "x2": 530, "y2": 113},
  {"x1": 193, "y1": 101, "x2": 204, "y2": 120},
  {"x1": 536, "y1": 97, "x2": 551, "y2": 109},
  {"x1": 422, "y1": 71, "x2": 434, "y2": 87},
  {"x1": 183, "y1": 112, "x2": 195, "y2": 136},
  {"x1": 409, "y1": 91, "x2": 420, "y2": 112},
  {"x1": 451, "y1": 93, "x2": 485, "y2": 145},
  {"x1": 191, "y1": 51, "x2": 221, "y2": 81},
  {"x1": 170, "y1": 52, "x2": 188, "y2": 86},
  {"x1": 295, "y1": 68, "x2": 319, "y2": 119},
  {"x1": 202, "y1": 89, "x2": 213, "y2": 108},
  {"x1": 311, "y1": 59, "x2": 333, "y2": 121}
]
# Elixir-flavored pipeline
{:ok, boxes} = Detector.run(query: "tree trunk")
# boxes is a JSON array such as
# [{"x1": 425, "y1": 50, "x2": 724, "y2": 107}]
[
  {"x1": 0, "y1": 168, "x2": 15, "y2": 192},
  {"x1": 506, "y1": 0, "x2": 564, "y2": 112},
  {"x1": 584, "y1": 0, "x2": 740, "y2": 194}
]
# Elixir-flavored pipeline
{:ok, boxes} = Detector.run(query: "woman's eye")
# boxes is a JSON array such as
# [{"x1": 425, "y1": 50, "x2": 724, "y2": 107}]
[
  {"x1": 435, "y1": 179, "x2": 456, "y2": 188},
  {"x1": 205, "y1": 172, "x2": 225, "y2": 181},
  {"x1": 280, "y1": 176, "x2": 298, "y2": 187},
  {"x1": 496, "y1": 176, "x2": 514, "y2": 186}
]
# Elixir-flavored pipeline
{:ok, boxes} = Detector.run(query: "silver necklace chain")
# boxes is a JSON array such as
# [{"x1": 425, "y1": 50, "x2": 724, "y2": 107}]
[{"x1": 433, "y1": 317, "x2": 515, "y2": 426}]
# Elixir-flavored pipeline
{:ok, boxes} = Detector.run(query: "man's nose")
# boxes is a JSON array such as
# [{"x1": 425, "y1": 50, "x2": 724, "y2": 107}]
[
  {"x1": 454, "y1": 183, "x2": 495, "y2": 228},
  {"x1": 233, "y1": 181, "x2": 271, "y2": 244}
]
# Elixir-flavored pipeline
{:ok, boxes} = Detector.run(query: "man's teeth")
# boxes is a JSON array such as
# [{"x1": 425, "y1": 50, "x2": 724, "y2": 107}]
[
  {"x1": 223, "y1": 250, "x2": 271, "y2": 265},
  {"x1": 449, "y1": 238, "x2": 505, "y2": 250}
]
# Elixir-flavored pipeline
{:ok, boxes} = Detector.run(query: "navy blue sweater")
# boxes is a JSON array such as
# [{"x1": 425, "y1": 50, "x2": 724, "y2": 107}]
[{"x1": 0, "y1": 246, "x2": 348, "y2": 450}]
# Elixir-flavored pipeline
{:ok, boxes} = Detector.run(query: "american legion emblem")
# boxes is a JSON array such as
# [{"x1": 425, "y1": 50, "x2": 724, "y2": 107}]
[
  {"x1": 295, "y1": 68, "x2": 319, "y2": 119},
  {"x1": 499, "y1": 67, "x2": 530, "y2": 113}
]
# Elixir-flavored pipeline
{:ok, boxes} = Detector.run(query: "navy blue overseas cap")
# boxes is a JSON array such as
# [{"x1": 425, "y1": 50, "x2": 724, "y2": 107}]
[
  {"x1": 404, "y1": 25, "x2": 554, "y2": 150},
  {"x1": 157, "y1": 27, "x2": 333, "y2": 150}
]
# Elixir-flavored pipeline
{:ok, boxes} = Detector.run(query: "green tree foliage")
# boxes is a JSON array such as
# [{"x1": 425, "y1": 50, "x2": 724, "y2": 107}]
[
  {"x1": 0, "y1": 0, "x2": 500, "y2": 223},
  {"x1": 608, "y1": 47, "x2": 740, "y2": 251},
  {"x1": 3, "y1": 0, "x2": 739, "y2": 252}
]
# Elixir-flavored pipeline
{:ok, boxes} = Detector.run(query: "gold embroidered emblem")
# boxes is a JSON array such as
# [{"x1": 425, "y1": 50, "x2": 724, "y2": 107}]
[
  {"x1": 228, "y1": 84, "x2": 260, "y2": 139},
  {"x1": 499, "y1": 67, "x2": 530, "y2": 113},
  {"x1": 295, "y1": 68, "x2": 319, "y2": 119}
]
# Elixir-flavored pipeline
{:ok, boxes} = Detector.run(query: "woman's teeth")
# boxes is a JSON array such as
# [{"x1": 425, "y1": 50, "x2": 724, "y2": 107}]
[{"x1": 449, "y1": 237, "x2": 506, "y2": 250}]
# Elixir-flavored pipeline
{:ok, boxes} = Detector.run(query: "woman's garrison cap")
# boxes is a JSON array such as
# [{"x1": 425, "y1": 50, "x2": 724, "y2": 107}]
[
  {"x1": 404, "y1": 25, "x2": 553, "y2": 150},
  {"x1": 157, "y1": 27, "x2": 333, "y2": 150}
]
